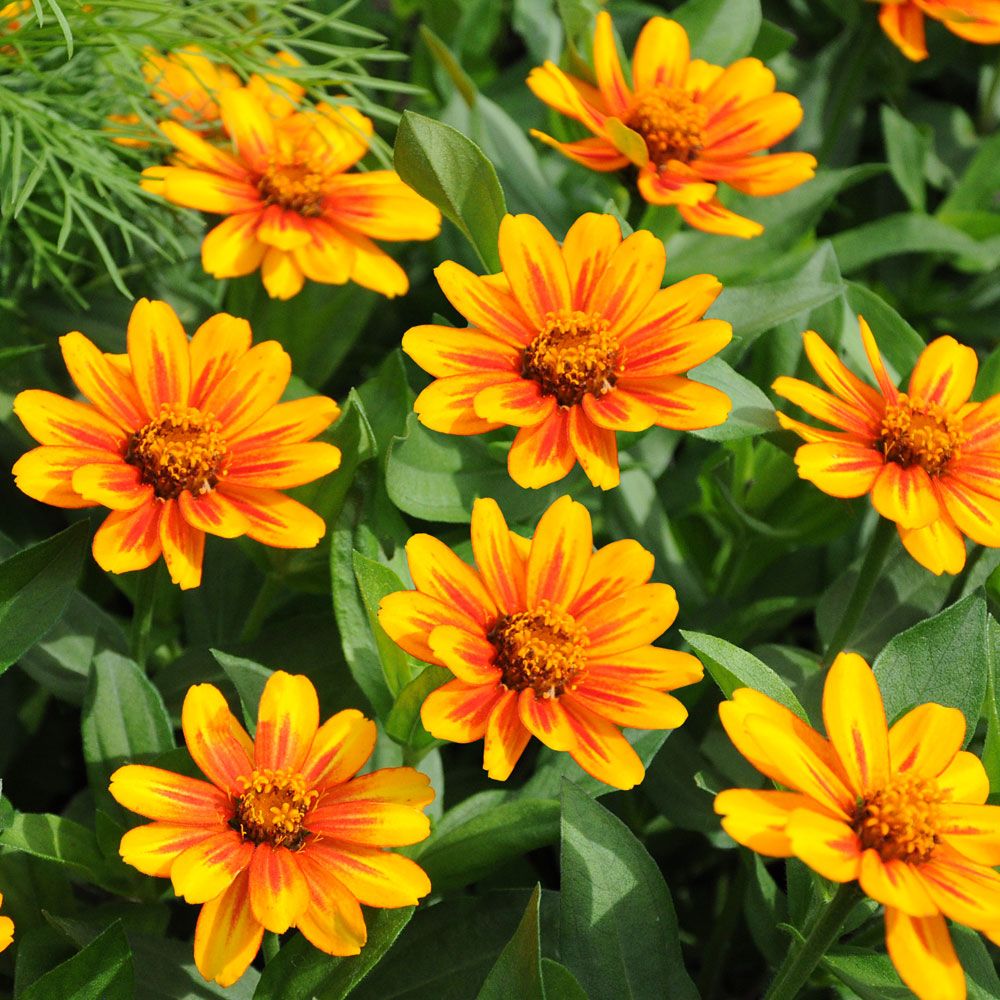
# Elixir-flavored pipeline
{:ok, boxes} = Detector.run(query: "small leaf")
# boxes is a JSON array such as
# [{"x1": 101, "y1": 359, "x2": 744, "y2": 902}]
[
  {"x1": 672, "y1": 0, "x2": 762, "y2": 63},
  {"x1": 21, "y1": 921, "x2": 132, "y2": 1000},
  {"x1": 559, "y1": 782, "x2": 698, "y2": 1000},
  {"x1": 541, "y1": 959, "x2": 589, "y2": 1000},
  {"x1": 352, "y1": 551, "x2": 414, "y2": 697},
  {"x1": 688, "y1": 357, "x2": 778, "y2": 441},
  {"x1": 394, "y1": 110, "x2": 506, "y2": 271},
  {"x1": 682, "y1": 630, "x2": 808, "y2": 719},
  {"x1": 881, "y1": 106, "x2": 930, "y2": 212},
  {"x1": 873, "y1": 591, "x2": 990, "y2": 740},
  {"x1": 604, "y1": 118, "x2": 648, "y2": 167},
  {"x1": 384, "y1": 664, "x2": 448, "y2": 758},
  {"x1": 0, "y1": 812, "x2": 114, "y2": 891},
  {"x1": 0, "y1": 520, "x2": 89, "y2": 676},
  {"x1": 212, "y1": 650, "x2": 273, "y2": 731},
  {"x1": 477, "y1": 884, "x2": 545, "y2": 1000}
]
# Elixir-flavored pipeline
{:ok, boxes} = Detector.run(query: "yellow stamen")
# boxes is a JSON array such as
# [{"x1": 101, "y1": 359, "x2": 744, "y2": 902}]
[
  {"x1": 125, "y1": 403, "x2": 228, "y2": 500},
  {"x1": 853, "y1": 774, "x2": 943, "y2": 864},
  {"x1": 233, "y1": 767, "x2": 318, "y2": 850},
  {"x1": 259, "y1": 156, "x2": 331, "y2": 216},
  {"x1": 879, "y1": 393, "x2": 967, "y2": 476},
  {"x1": 626, "y1": 87, "x2": 708, "y2": 168},
  {"x1": 522, "y1": 310, "x2": 622, "y2": 407},
  {"x1": 489, "y1": 600, "x2": 588, "y2": 698}
]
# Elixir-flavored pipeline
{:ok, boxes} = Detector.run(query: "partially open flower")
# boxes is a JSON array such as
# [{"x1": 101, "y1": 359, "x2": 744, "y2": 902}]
[
  {"x1": 527, "y1": 13, "x2": 816, "y2": 237},
  {"x1": 111, "y1": 672, "x2": 434, "y2": 987},
  {"x1": 12, "y1": 298, "x2": 342, "y2": 589},
  {"x1": 716, "y1": 653, "x2": 1000, "y2": 1000}
]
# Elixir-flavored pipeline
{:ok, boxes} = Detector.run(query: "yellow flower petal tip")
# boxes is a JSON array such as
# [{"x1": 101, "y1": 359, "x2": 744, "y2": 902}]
[
  {"x1": 379, "y1": 494, "x2": 700, "y2": 790},
  {"x1": 774, "y1": 315, "x2": 1000, "y2": 574},
  {"x1": 12, "y1": 299, "x2": 342, "y2": 589},
  {"x1": 715, "y1": 652, "x2": 1000, "y2": 1000},
  {"x1": 526, "y1": 13, "x2": 817, "y2": 236},
  {"x1": 111, "y1": 671, "x2": 434, "y2": 987},
  {"x1": 405, "y1": 212, "x2": 732, "y2": 489}
]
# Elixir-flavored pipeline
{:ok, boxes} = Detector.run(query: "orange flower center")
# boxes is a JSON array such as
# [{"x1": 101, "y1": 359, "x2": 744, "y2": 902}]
[
  {"x1": 258, "y1": 156, "x2": 329, "y2": 216},
  {"x1": 626, "y1": 87, "x2": 708, "y2": 168},
  {"x1": 488, "y1": 600, "x2": 588, "y2": 698},
  {"x1": 852, "y1": 774, "x2": 943, "y2": 864},
  {"x1": 125, "y1": 402, "x2": 228, "y2": 500},
  {"x1": 878, "y1": 393, "x2": 967, "y2": 476},
  {"x1": 522, "y1": 310, "x2": 622, "y2": 407},
  {"x1": 232, "y1": 767, "x2": 318, "y2": 850}
]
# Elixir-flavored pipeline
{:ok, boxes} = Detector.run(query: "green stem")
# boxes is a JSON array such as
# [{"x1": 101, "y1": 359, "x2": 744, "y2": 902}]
[
  {"x1": 763, "y1": 883, "x2": 859, "y2": 1000},
  {"x1": 822, "y1": 517, "x2": 896, "y2": 667},
  {"x1": 129, "y1": 563, "x2": 161, "y2": 671},
  {"x1": 239, "y1": 574, "x2": 282, "y2": 644}
]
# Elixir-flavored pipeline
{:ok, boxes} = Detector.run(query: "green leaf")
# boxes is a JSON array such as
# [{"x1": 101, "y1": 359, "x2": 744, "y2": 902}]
[
  {"x1": 212, "y1": 650, "x2": 272, "y2": 731},
  {"x1": 352, "y1": 551, "x2": 414, "y2": 697},
  {"x1": 80, "y1": 651, "x2": 174, "y2": 817},
  {"x1": 540, "y1": 960, "x2": 589, "y2": 1000},
  {"x1": 983, "y1": 617, "x2": 1000, "y2": 797},
  {"x1": 415, "y1": 795, "x2": 559, "y2": 892},
  {"x1": 842, "y1": 284, "x2": 925, "y2": 381},
  {"x1": 0, "y1": 520, "x2": 89, "y2": 676},
  {"x1": 559, "y1": 782, "x2": 698, "y2": 1000},
  {"x1": 682, "y1": 630, "x2": 808, "y2": 719},
  {"x1": 477, "y1": 884, "x2": 545, "y2": 1000},
  {"x1": 688, "y1": 356, "x2": 778, "y2": 441},
  {"x1": 822, "y1": 948, "x2": 911, "y2": 999},
  {"x1": 394, "y1": 110, "x2": 506, "y2": 271},
  {"x1": 873, "y1": 591, "x2": 990, "y2": 739},
  {"x1": 384, "y1": 663, "x2": 448, "y2": 758},
  {"x1": 386, "y1": 414, "x2": 575, "y2": 524},
  {"x1": 21, "y1": 920, "x2": 132, "y2": 1000},
  {"x1": 672, "y1": 0, "x2": 762, "y2": 63},
  {"x1": 881, "y1": 106, "x2": 930, "y2": 212},
  {"x1": 0, "y1": 812, "x2": 113, "y2": 889},
  {"x1": 252, "y1": 907, "x2": 413, "y2": 1000},
  {"x1": 938, "y1": 131, "x2": 1000, "y2": 220}
]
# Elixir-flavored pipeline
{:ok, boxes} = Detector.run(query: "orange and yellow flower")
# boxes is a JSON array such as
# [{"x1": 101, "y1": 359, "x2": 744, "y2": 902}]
[
  {"x1": 0, "y1": 0, "x2": 29, "y2": 31},
  {"x1": 110, "y1": 671, "x2": 433, "y2": 987},
  {"x1": 875, "y1": 0, "x2": 1000, "y2": 61},
  {"x1": 12, "y1": 298, "x2": 342, "y2": 590},
  {"x1": 773, "y1": 317, "x2": 1000, "y2": 575},
  {"x1": 143, "y1": 46, "x2": 242, "y2": 129},
  {"x1": 0, "y1": 893, "x2": 12, "y2": 954},
  {"x1": 378, "y1": 495, "x2": 703, "y2": 790},
  {"x1": 715, "y1": 653, "x2": 1000, "y2": 1000},
  {"x1": 403, "y1": 212, "x2": 731, "y2": 490},
  {"x1": 527, "y1": 13, "x2": 816, "y2": 238},
  {"x1": 141, "y1": 88, "x2": 441, "y2": 300}
]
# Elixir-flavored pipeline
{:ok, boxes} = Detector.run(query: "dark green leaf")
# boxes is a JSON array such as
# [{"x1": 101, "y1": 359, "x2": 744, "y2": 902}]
[
  {"x1": 559, "y1": 782, "x2": 698, "y2": 1000},
  {"x1": 352, "y1": 551, "x2": 413, "y2": 697},
  {"x1": 0, "y1": 812, "x2": 113, "y2": 890},
  {"x1": 384, "y1": 663, "x2": 448, "y2": 757},
  {"x1": 477, "y1": 884, "x2": 545, "y2": 1000},
  {"x1": 688, "y1": 356, "x2": 778, "y2": 441},
  {"x1": 881, "y1": 106, "x2": 930, "y2": 212},
  {"x1": 672, "y1": 0, "x2": 762, "y2": 63},
  {"x1": 21, "y1": 920, "x2": 132, "y2": 1000},
  {"x1": 212, "y1": 650, "x2": 272, "y2": 731},
  {"x1": 540, "y1": 959, "x2": 589, "y2": 1000}
]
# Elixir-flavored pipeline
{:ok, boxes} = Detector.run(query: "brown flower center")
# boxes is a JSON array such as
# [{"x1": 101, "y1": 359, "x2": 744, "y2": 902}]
[
  {"x1": 878, "y1": 393, "x2": 967, "y2": 476},
  {"x1": 258, "y1": 157, "x2": 328, "y2": 216},
  {"x1": 125, "y1": 403, "x2": 228, "y2": 500},
  {"x1": 489, "y1": 600, "x2": 588, "y2": 698},
  {"x1": 626, "y1": 86, "x2": 708, "y2": 168},
  {"x1": 852, "y1": 775, "x2": 943, "y2": 864},
  {"x1": 232, "y1": 767, "x2": 318, "y2": 850},
  {"x1": 522, "y1": 310, "x2": 622, "y2": 407}
]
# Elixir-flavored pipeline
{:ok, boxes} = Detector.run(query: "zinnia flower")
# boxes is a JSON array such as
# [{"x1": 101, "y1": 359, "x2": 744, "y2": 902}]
[
  {"x1": 141, "y1": 88, "x2": 441, "y2": 300},
  {"x1": 110, "y1": 671, "x2": 434, "y2": 987},
  {"x1": 0, "y1": 893, "x2": 12, "y2": 954},
  {"x1": 403, "y1": 212, "x2": 732, "y2": 490},
  {"x1": 143, "y1": 46, "x2": 242, "y2": 129},
  {"x1": 527, "y1": 13, "x2": 817, "y2": 238},
  {"x1": 715, "y1": 652, "x2": 1000, "y2": 1000},
  {"x1": 875, "y1": 0, "x2": 1000, "y2": 62},
  {"x1": 12, "y1": 298, "x2": 342, "y2": 589},
  {"x1": 773, "y1": 317, "x2": 1000, "y2": 575},
  {"x1": 378, "y1": 495, "x2": 703, "y2": 789}
]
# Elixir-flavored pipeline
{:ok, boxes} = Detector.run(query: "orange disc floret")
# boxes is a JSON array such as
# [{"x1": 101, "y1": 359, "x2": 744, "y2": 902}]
[
  {"x1": 11, "y1": 298, "x2": 343, "y2": 589},
  {"x1": 141, "y1": 88, "x2": 442, "y2": 300},
  {"x1": 110, "y1": 671, "x2": 434, "y2": 987},
  {"x1": 715, "y1": 652, "x2": 1000, "y2": 1000},
  {"x1": 527, "y1": 12, "x2": 817, "y2": 238},
  {"x1": 773, "y1": 316, "x2": 1000, "y2": 576},
  {"x1": 377, "y1": 495, "x2": 704, "y2": 790},
  {"x1": 875, "y1": 0, "x2": 1000, "y2": 62},
  {"x1": 403, "y1": 212, "x2": 732, "y2": 491}
]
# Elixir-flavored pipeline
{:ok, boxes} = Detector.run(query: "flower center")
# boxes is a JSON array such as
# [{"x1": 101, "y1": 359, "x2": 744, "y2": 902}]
[
  {"x1": 488, "y1": 600, "x2": 588, "y2": 698},
  {"x1": 852, "y1": 775, "x2": 943, "y2": 864},
  {"x1": 125, "y1": 403, "x2": 228, "y2": 501},
  {"x1": 232, "y1": 767, "x2": 318, "y2": 850},
  {"x1": 878, "y1": 393, "x2": 967, "y2": 476},
  {"x1": 626, "y1": 86, "x2": 708, "y2": 168},
  {"x1": 521, "y1": 310, "x2": 622, "y2": 407},
  {"x1": 258, "y1": 157, "x2": 328, "y2": 216}
]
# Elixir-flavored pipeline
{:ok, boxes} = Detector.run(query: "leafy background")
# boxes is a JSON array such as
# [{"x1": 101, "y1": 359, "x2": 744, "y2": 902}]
[{"x1": 0, "y1": 0, "x2": 999, "y2": 997}]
